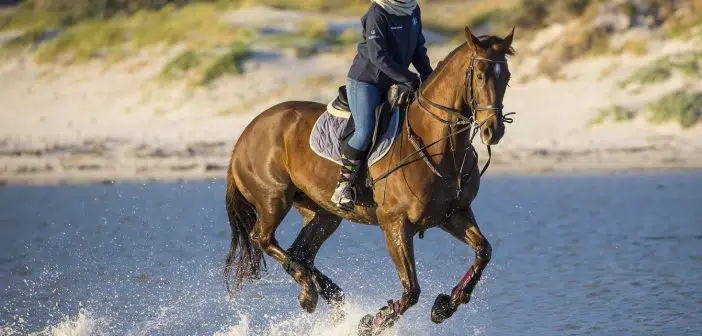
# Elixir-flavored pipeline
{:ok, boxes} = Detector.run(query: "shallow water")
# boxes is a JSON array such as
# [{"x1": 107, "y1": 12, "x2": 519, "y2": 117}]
[{"x1": 1, "y1": 172, "x2": 701, "y2": 335}]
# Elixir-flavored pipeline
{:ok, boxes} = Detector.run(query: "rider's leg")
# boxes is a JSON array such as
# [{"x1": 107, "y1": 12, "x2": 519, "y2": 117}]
[
  {"x1": 331, "y1": 77, "x2": 381, "y2": 210},
  {"x1": 346, "y1": 78, "x2": 380, "y2": 152}
]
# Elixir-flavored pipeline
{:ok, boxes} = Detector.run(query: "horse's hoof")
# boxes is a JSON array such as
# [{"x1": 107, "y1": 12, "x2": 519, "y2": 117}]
[
  {"x1": 357, "y1": 314, "x2": 374, "y2": 336},
  {"x1": 312, "y1": 270, "x2": 345, "y2": 305},
  {"x1": 430, "y1": 293, "x2": 453, "y2": 324},
  {"x1": 298, "y1": 285, "x2": 319, "y2": 313}
]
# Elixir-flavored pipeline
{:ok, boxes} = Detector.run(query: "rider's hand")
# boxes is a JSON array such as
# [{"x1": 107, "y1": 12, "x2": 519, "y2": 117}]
[{"x1": 404, "y1": 73, "x2": 420, "y2": 90}]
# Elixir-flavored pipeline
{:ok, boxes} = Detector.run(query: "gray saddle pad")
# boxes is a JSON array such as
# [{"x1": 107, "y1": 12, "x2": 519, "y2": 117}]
[{"x1": 309, "y1": 108, "x2": 401, "y2": 167}]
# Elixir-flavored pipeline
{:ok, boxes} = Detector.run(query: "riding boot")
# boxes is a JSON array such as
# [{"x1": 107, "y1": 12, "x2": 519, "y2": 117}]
[{"x1": 331, "y1": 143, "x2": 365, "y2": 210}]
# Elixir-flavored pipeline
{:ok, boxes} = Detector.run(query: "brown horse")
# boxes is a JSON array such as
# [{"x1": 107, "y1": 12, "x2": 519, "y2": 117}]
[{"x1": 224, "y1": 26, "x2": 515, "y2": 335}]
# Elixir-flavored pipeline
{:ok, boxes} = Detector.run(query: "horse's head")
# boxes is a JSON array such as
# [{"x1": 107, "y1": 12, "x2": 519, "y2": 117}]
[{"x1": 464, "y1": 27, "x2": 515, "y2": 145}]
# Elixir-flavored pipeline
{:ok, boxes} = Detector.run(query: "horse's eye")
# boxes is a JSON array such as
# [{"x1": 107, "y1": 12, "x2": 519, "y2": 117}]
[{"x1": 477, "y1": 74, "x2": 484, "y2": 80}]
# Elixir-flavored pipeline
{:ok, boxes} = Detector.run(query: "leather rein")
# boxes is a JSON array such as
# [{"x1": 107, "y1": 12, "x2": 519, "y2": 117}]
[{"x1": 370, "y1": 54, "x2": 514, "y2": 200}]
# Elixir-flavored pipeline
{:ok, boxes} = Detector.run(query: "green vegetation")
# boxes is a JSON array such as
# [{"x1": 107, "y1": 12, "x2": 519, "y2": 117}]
[
  {"x1": 0, "y1": 0, "x2": 369, "y2": 31},
  {"x1": 0, "y1": 5, "x2": 61, "y2": 32},
  {"x1": 160, "y1": 50, "x2": 201, "y2": 80},
  {"x1": 422, "y1": 0, "x2": 592, "y2": 38},
  {"x1": 13, "y1": 4, "x2": 256, "y2": 65},
  {"x1": 201, "y1": 42, "x2": 252, "y2": 84},
  {"x1": 2, "y1": 26, "x2": 47, "y2": 50},
  {"x1": 256, "y1": 19, "x2": 359, "y2": 58},
  {"x1": 619, "y1": 51, "x2": 702, "y2": 88},
  {"x1": 646, "y1": 90, "x2": 702, "y2": 128},
  {"x1": 159, "y1": 42, "x2": 252, "y2": 86},
  {"x1": 589, "y1": 105, "x2": 636, "y2": 125},
  {"x1": 537, "y1": 24, "x2": 611, "y2": 80},
  {"x1": 238, "y1": 0, "x2": 368, "y2": 13},
  {"x1": 614, "y1": 39, "x2": 648, "y2": 56},
  {"x1": 421, "y1": 0, "x2": 519, "y2": 37},
  {"x1": 34, "y1": 19, "x2": 127, "y2": 63},
  {"x1": 590, "y1": 90, "x2": 702, "y2": 128}
]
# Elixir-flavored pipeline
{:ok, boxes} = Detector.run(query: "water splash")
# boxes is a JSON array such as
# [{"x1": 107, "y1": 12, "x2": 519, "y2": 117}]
[
  {"x1": 212, "y1": 316, "x2": 249, "y2": 336},
  {"x1": 27, "y1": 310, "x2": 107, "y2": 336},
  {"x1": 212, "y1": 300, "x2": 401, "y2": 336}
]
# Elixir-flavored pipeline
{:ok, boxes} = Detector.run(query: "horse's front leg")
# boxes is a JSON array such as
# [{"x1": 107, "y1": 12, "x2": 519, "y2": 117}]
[
  {"x1": 431, "y1": 207, "x2": 492, "y2": 324},
  {"x1": 359, "y1": 219, "x2": 420, "y2": 336}
]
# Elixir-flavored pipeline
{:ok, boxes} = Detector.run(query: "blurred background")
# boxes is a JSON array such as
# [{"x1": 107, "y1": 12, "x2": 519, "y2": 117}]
[{"x1": 0, "y1": 0, "x2": 701, "y2": 184}]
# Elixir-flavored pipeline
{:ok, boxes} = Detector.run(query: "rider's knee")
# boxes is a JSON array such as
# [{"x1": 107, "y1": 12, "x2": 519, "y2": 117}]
[{"x1": 354, "y1": 126, "x2": 373, "y2": 142}]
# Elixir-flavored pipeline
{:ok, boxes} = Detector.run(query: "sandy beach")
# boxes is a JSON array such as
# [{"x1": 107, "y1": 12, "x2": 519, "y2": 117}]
[{"x1": 1, "y1": 5, "x2": 701, "y2": 185}]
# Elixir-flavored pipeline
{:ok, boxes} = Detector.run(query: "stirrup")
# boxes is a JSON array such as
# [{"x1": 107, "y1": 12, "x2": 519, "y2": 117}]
[{"x1": 332, "y1": 182, "x2": 356, "y2": 210}]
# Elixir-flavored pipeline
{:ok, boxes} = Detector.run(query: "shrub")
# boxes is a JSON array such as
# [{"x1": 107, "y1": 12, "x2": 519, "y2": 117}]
[
  {"x1": 30, "y1": 4, "x2": 255, "y2": 64},
  {"x1": 537, "y1": 24, "x2": 612, "y2": 80},
  {"x1": 3, "y1": 26, "x2": 48, "y2": 49},
  {"x1": 35, "y1": 19, "x2": 127, "y2": 63},
  {"x1": 615, "y1": 39, "x2": 648, "y2": 56},
  {"x1": 25, "y1": 0, "x2": 191, "y2": 24},
  {"x1": 589, "y1": 105, "x2": 636, "y2": 125},
  {"x1": 619, "y1": 51, "x2": 702, "y2": 88},
  {"x1": 200, "y1": 42, "x2": 252, "y2": 84},
  {"x1": 160, "y1": 50, "x2": 201, "y2": 79},
  {"x1": 297, "y1": 19, "x2": 331, "y2": 42},
  {"x1": 646, "y1": 90, "x2": 702, "y2": 128}
]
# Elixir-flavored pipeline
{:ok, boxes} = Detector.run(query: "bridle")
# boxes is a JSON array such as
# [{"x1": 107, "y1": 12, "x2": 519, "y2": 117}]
[
  {"x1": 417, "y1": 54, "x2": 512, "y2": 129},
  {"x1": 370, "y1": 53, "x2": 515, "y2": 200}
]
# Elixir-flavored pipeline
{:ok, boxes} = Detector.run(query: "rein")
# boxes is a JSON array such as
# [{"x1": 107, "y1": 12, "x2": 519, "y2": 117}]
[{"x1": 369, "y1": 54, "x2": 514, "y2": 200}]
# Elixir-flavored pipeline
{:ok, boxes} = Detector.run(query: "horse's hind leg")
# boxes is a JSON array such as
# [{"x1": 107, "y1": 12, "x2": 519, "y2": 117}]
[
  {"x1": 432, "y1": 206, "x2": 491, "y2": 323},
  {"x1": 249, "y1": 189, "x2": 319, "y2": 313},
  {"x1": 289, "y1": 199, "x2": 344, "y2": 306}
]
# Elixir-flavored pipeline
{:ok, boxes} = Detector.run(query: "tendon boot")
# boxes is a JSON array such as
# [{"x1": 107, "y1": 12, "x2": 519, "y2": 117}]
[{"x1": 331, "y1": 144, "x2": 365, "y2": 211}]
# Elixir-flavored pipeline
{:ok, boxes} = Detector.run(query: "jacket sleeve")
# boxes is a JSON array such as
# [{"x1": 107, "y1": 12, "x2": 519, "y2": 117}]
[
  {"x1": 365, "y1": 9, "x2": 419, "y2": 86},
  {"x1": 412, "y1": 8, "x2": 433, "y2": 81}
]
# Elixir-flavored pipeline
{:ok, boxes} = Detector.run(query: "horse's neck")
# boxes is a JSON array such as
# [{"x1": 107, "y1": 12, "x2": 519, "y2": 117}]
[{"x1": 408, "y1": 47, "x2": 472, "y2": 158}]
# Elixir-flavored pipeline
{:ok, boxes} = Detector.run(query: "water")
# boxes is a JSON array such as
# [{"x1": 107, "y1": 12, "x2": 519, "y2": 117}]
[{"x1": 1, "y1": 172, "x2": 701, "y2": 335}]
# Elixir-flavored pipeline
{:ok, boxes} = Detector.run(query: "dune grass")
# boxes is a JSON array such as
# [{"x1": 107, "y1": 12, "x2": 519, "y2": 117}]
[
  {"x1": 200, "y1": 42, "x2": 252, "y2": 84},
  {"x1": 589, "y1": 90, "x2": 702, "y2": 128},
  {"x1": 159, "y1": 50, "x2": 202, "y2": 80},
  {"x1": 256, "y1": 18, "x2": 360, "y2": 58},
  {"x1": 646, "y1": 90, "x2": 702, "y2": 128},
  {"x1": 420, "y1": 0, "x2": 520, "y2": 38},
  {"x1": 159, "y1": 42, "x2": 252, "y2": 86},
  {"x1": 589, "y1": 105, "x2": 636, "y2": 125},
  {"x1": 614, "y1": 39, "x2": 648, "y2": 56},
  {"x1": 619, "y1": 51, "x2": 702, "y2": 89},
  {"x1": 0, "y1": 6, "x2": 61, "y2": 32},
  {"x1": 27, "y1": 4, "x2": 255, "y2": 64}
]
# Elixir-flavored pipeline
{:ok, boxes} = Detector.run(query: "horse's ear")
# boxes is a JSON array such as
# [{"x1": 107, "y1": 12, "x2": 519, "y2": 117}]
[
  {"x1": 464, "y1": 26, "x2": 481, "y2": 50},
  {"x1": 503, "y1": 26, "x2": 515, "y2": 48}
]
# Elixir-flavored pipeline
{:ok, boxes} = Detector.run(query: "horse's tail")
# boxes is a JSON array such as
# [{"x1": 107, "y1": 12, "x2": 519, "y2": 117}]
[{"x1": 224, "y1": 165, "x2": 266, "y2": 295}]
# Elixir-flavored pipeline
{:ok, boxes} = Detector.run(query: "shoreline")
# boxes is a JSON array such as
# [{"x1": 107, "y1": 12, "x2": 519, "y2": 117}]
[{"x1": 3, "y1": 148, "x2": 701, "y2": 186}]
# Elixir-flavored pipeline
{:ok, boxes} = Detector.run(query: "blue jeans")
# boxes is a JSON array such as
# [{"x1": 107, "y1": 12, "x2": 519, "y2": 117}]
[{"x1": 346, "y1": 77, "x2": 381, "y2": 152}]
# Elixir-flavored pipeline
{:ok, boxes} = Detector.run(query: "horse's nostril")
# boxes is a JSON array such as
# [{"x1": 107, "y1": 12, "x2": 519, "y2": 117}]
[{"x1": 483, "y1": 127, "x2": 492, "y2": 140}]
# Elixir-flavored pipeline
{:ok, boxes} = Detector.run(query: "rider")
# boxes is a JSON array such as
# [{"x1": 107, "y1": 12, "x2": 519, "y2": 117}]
[{"x1": 331, "y1": 0, "x2": 433, "y2": 210}]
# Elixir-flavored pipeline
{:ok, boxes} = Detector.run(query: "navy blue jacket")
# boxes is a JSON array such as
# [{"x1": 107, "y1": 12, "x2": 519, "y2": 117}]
[{"x1": 347, "y1": 3, "x2": 433, "y2": 92}]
